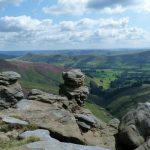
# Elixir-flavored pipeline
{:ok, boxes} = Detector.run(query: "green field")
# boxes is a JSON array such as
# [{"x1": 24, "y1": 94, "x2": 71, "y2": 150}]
[{"x1": 85, "y1": 101, "x2": 113, "y2": 123}]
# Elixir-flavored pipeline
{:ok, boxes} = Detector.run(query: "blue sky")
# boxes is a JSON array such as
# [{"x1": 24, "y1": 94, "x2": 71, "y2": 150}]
[{"x1": 0, "y1": 0, "x2": 150, "y2": 50}]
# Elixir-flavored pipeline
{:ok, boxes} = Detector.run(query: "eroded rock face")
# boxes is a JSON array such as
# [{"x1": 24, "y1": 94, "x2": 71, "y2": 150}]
[
  {"x1": 0, "y1": 99, "x2": 85, "y2": 144},
  {"x1": 74, "y1": 108, "x2": 118, "y2": 150},
  {"x1": 0, "y1": 71, "x2": 24, "y2": 109},
  {"x1": 0, "y1": 71, "x2": 117, "y2": 150},
  {"x1": 118, "y1": 102, "x2": 150, "y2": 150},
  {"x1": 27, "y1": 89, "x2": 68, "y2": 107},
  {"x1": 59, "y1": 69, "x2": 89, "y2": 106},
  {"x1": 135, "y1": 139, "x2": 150, "y2": 150}
]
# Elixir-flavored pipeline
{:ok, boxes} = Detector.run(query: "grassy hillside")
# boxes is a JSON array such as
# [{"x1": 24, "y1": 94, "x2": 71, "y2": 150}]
[
  {"x1": 85, "y1": 101, "x2": 113, "y2": 123},
  {"x1": 105, "y1": 85, "x2": 150, "y2": 118},
  {"x1": 0, "y1": 60, "x2": 64, "y2": 94}
]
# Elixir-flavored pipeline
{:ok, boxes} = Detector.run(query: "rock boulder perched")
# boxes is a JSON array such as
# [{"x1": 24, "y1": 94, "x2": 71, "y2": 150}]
[
  {"x1": 118, "y1": 102, "x2": 150, "y2": 150},
  {"x1": 0, "y1": 71, "x2": 24, "y2": 109},
  {"x1": 59, "y1": 69, "x2": 89, "y2": 106}
]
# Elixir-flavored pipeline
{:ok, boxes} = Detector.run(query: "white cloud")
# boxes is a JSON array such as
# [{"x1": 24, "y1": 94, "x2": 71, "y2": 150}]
[
  {"x1": 0, "y1": 16, "x2": 145, "y2": 50},
  {"x1": 42, "y1": 0, "x2": 88, "y2": 15},
  {"x1": 42, "y1": 0, "x2": 150, "y2": 15},
  {"x1": 88, "y1": 0, "x2": 150, "y2": 13}
]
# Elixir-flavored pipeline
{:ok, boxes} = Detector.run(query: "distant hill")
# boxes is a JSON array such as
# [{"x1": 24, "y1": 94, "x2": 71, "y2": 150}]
[
  {"x1": 19, "y1": 51, "x2": 150, "y2": 69},
  {"x1": 0, "y1": 54, "x2": 17, "y2": 59},
  {"x1": 0, "y1": 49, "x2": 146, "y2": 57}
]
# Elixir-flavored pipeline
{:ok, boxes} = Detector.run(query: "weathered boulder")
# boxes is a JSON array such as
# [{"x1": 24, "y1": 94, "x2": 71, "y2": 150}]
[
  {"x1": 27, "y1": 89, "x2": 68, "y2": 107},
  {"x1": 0, "y1": 99, "x2": 85, "y2": 144},
  {"x1": 59, "y1": 69, "x2": 89, "y2": 106},
  {"x1": 0, "y1": 132, "x2": 10, "y2": 142},
  {"x1": 10, "y1": 129, "x2": 110, "y2": 150},
  {"x1": 0, "y1": 71, "x2": 118, "y2": 150},
  {"x1": 74, "y1": 108, "x2": 117, "y2": 150},
  {"x1": 19, "y1": 129, "x2": 51, "y2": 141},
  {"x1": 108, "y1": 118, "x2": 120, "y2": 135},
  {"x1": 0, "y1": 71, "x2": 21, "y2": 85},
  {"x1": 0, "y1": 98, "x2": 117, "y2": 150},
  {"x1": 118, "y1": 102, "x2": 150, "y2": 149},
  {"x1": 135, "y1": 139, "x2": 150, "y2": 150},
  {"x1": 0, "y1": 71, "x2": 24, "y2": 109},
  {"x1": 62, "y1": 69, "x2": 85, "y2": 88},
  {"x1": 26, "y1": 88, "x2": 117, "y2": 149},
  {"x1": 1, "y1": 116, "x2": 28, "y2": 125}
]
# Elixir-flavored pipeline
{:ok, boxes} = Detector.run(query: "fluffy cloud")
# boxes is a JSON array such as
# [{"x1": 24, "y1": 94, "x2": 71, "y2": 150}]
[
  {"x1": 0, "y1": 0, "x2": 23, "y2": 8},
  {"x1": 43, "y1": 0, "x2": 88, "y2": 15},
  {"x1": 90, "y1": 0, "x2": 150, "y2": 14},
  {"x1": 42, "y1": 0, "x2": 150, "y2": 15},
  {"x1": 0, "y1": 16, "x2": 144, "y2": 50},
  {"x1": 87, "y1": 0, "x2": 150, "y2": 13}
]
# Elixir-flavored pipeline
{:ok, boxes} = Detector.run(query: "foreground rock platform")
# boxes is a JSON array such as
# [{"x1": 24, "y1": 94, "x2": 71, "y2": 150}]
[{"x1": 1, "y1": 70, "x2": 149, "y2": 150}]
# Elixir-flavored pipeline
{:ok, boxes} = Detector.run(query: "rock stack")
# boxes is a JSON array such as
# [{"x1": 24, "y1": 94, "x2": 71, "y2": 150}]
[
  {"x1": 59, "y1": 69, "x2": 89, "y2": 106},
  {"x1": 0, "y1": 71, "x2": 24, "y2": 109},
  {"x1": 117, "y1": 102, "x2": 150, "y2": 150}
]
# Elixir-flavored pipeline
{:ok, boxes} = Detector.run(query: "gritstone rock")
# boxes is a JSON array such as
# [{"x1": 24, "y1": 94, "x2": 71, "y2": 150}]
[
  {"x1": 118, "y1": 102, "x2": 150, "y2": 149},
  {"x1": 0, "y1": 71, "x2": 24, "y2": 109},
  {"x1": 59, "y1": 69, "x2": 89, "y2": 106}
]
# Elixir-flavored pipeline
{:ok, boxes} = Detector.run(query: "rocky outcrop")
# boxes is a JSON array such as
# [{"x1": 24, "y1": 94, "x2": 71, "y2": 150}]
[
  {"x1": 0, "y1": 70, "x2": 117, "y2": 150},
  {"x1": 10, "y1": 139, "x2": 109, "y2": 150},
  {"x1": 0, "y1": 71, "x2": 24, "y2": 109},
  {"x1": 15, "y1": 129, "x2": 109, "y2": 150},
  {"x1": 27, "y1": 89, "x2": 68, "y2": 107},
  {"x1": 118, "y1": 102, "x2": 150, "y2": 150},
  {"x1": 135, "y1": 140, "x2": 150, "y2": 150},
  {"x1": 59, "y1": 69, "x2": 89, "y2": 106}
]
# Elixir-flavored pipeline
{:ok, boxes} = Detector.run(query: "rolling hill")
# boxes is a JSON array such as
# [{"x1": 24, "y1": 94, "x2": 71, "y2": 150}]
[{"x1": 19, "y1": 50, "x2": 150, "y2": 69}]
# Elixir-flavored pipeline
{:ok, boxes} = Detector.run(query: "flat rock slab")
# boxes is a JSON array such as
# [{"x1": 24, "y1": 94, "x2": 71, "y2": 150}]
[
  {"x1": 75, "y1": 114, "x2": 96, "y2": 125},
  {"x1": 19, "y1": 129, "x2": 53, "y2": 141},
  {"x1": 27, "y1": 89, "x2": 68, "y2": 106},
  {"x1": 7, "y1": 141, "x2": 109, "y2": 150},
  {"x1": 2, "y1": 116, "x2": 28, "y2": 125},
  {"x1": 0, "y1": 99, "x2": 84, "y2": 144},
  {"x1": 17, "y1": 130, "x2": 110, "y2": 150},
  {"x1": 26, "y1": 141, "x2": 109, "y2": 150}
]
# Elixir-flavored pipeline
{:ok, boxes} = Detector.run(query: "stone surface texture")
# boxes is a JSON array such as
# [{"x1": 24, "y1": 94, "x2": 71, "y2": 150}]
[
  {"x1": 0, "y1": 71, "x2": 24, "y2": 109},
  {"x1": 59, "y1": 69, "x2": 89, "y2": 106},
  {"x1": 118, "y1": 102, "x2": 150, "y2": 150}
]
